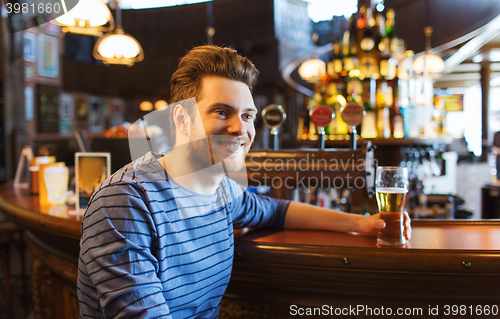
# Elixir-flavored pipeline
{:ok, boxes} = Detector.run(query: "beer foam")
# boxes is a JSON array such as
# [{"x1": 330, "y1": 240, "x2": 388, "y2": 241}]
[{"x1": 376, "y1": 187, "x2": 408, "y2": 194}]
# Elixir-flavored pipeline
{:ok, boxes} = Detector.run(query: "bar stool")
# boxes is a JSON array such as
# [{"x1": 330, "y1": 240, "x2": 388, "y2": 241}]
[{"x1": 0, "y1": 221, "x2": 26, "y2": 319}]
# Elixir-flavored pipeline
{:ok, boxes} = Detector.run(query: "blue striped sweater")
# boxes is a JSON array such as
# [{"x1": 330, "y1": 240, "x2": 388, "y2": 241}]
[{"x1": 77, "y1": 152, "x2": 290, "y2": 319}]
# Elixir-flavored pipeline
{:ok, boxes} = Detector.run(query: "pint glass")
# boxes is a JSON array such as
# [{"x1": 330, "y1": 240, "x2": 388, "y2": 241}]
[{"x1": 375, "y1": 166, "x2": 408, "y2": 246}]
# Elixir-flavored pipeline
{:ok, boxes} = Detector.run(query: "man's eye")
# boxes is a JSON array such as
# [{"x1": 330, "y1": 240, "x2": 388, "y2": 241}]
[
  {"x1": 244, "y1": 114, "x2": 255, "y2": 120},
  {"x1": 216, "y1": 110, "x2": 227, "y2": 117}
]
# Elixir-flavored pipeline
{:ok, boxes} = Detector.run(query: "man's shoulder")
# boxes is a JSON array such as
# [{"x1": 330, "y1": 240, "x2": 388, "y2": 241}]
[
  {"x1": 87, "y1": 152, "x2": 171, "y2": 213},
  {"x1": 97, "y1": 152, "x2": 166, "y2": 192}
]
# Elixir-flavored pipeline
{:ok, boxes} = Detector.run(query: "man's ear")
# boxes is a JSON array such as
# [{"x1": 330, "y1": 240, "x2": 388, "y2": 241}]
[{"x1": 173, "y1": 104, "x2": 190, "y2": 136}]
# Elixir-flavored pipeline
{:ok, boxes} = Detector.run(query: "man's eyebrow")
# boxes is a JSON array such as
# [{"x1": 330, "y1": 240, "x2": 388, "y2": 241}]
[{"x1": 209, "y1": 103, "x2": 257, "y2": 113}]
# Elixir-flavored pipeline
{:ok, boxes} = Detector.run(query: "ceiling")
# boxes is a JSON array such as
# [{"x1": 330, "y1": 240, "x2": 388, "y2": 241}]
[
  {"x1": 433, "y1": 16, "x2": 500, "y2": 89},
  {"x1": 383, "y1": 0, "x2": 500, "y2": 90}
]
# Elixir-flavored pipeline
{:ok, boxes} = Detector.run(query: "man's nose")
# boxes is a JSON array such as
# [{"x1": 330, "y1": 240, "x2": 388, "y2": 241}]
[{"x1": 227, "y1": 115, "x2": 247, "y2": 136}]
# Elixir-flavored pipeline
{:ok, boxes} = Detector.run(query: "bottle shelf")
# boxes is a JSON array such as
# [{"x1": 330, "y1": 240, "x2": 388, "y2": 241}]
[{"x1": 296, "y1": 136, "x2": 454, "y2": 148}]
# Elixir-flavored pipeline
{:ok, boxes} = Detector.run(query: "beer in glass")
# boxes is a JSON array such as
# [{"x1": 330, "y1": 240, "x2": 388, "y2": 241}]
[{"x1": 375, "y1": 166, "x2": 408, "y2": 246}]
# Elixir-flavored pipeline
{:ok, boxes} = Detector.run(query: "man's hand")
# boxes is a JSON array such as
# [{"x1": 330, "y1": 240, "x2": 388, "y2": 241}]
[
  {"x1": 358, "y1": 211, "x2": 412, "y2": 240},
  {"x1": 284, "y1": 202, "x2": 412, "y2": 240}
]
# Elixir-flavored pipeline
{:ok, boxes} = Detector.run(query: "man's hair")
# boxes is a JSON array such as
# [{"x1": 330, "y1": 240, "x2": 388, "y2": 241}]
[
  {"x1": 171, "y1": 45, "x2": 259, "y2": 102},
  {"x1": 168, "y1": 45, "x2": 259, "y2": 143}
]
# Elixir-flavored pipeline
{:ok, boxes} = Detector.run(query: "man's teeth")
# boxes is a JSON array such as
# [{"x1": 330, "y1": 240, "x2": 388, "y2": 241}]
[{"x1": 220, "y1": 143, "x2": 241, "y2": 150}]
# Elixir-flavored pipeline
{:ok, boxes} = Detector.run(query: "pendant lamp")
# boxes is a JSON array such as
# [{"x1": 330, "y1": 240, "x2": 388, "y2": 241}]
[
  {"x1": 93, "y1": 1, "x2": 144, "y2": 66},
  {"x1": 298, "y1": 57, "x2": 326, "y2": 83},
  {"x1": 52, "y1": 0, "x2": 114, "y2": 36},
  {"x1": 413, "y1": 27, "x2": 445, "y2": 77}
]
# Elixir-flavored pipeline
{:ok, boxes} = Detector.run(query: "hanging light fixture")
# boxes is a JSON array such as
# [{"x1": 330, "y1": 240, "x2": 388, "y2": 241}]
[
  {"x1": 154, "y1": 100, "x2": 168, "y2": 110},
  {"x1": 52, "y1": 0, "x2": 114, "y2": 36},
  {"x1": 413, "y1": 27, "x2": 445, "y2": 77},
  {"x1": 140, "y1": 101, "x2": 153, "y2": 112},
  {"x1": 93, "y1": 0, "x2": 144, "y2": 66},
  {"x1": 298, "y1": 57, "x2": 326, "y2": 83}
]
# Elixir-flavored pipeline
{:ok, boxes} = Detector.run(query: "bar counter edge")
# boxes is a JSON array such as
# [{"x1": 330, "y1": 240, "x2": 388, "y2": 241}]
[{"x1": 1, "y1": 182, "x2": 500, "y2": 319}]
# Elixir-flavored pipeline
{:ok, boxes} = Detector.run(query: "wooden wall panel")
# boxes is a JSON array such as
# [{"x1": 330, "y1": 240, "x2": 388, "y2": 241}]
[{"x1": 62, "y1": 0, "x2": 280, "y2": 99}]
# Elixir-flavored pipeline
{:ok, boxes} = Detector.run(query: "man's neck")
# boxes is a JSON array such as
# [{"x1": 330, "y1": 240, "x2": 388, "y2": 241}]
[{"x1": 159, "y1": 150, "x2": 224, "y2": 195}]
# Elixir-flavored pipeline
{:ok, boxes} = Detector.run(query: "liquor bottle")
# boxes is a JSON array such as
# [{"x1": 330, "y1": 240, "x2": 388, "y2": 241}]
[
  {"x1": 297, "y1": 100, "x2": 307, "y2": 140},
  {"x1": 377, "y1": 107, "x2": 391, "y2": 138},
  {"x1": 371, "y1": 10, "x2": 383, "y2": 62},
  {"x1": 356, "y1": 5, "x2": 367, "y2": 30},
  {"x1": 335, "y1": 104, "x2": 349, "y2": 136},
  {"x1": 385, "y1": 9, "x2": 398, "y2": 54},
  {"x1": 376, "y1": 13, "x2": 386, "y2": 50},
  {"x1": 432, "y1": 96, "x2": 447, "y2": 137},
  {"x1": 325, "y1": 83, "x2": 337, "y2": 135},
  {"x1": 378, "y1": 18, "x2": 387, "y2": 58},
  {"x1": 361, "y1": 101, "x2": 377, "y2": 138},
  {"x1": 325, "y1": 81, "x2": 345, "y2": 138},
  {"x1": 343, "y1": 18, "x2": 357, "y2": 72},
  {"x1": 358, "y1": 9, "x2": 380, "y2": 79},
  {"x1": 347, "y1": 76, "x2": 363, "y2": 103},
  {"x1": 332, "y1": 42, "x2": 343, "y2": 75},
  {"x1": 326, "y1": 83, "x2": 348, "y2": 136},
  {"x1": 298, "y1": 96, "x2": 313, "y2": 139},
  {"x1": 404, "y1": 104, "x2": 419, "y2": 138},
  {"x1": 380, "y1": 41, "x2": 398, "y2": 81},
  {"x1": 393, "y1": 109, "x2": 405, "y2": 138},
  {"x1": 349, "y1": 13, "x2": 360, "y2": 58},
  {"x1": 360, "y1": 8, "x2": 375, "y2": 52},
  {"x1": 375, "y1": 81, "x2": 391, "y2": 138},
  {"x1": 379, "y1": 21, "x2": 391, "y2": 79}
]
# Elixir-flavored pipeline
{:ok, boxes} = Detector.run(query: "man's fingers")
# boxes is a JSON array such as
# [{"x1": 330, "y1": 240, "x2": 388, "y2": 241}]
[
  {"x1": 405, "y1": 229, "x2": 412, "y2": 240},
  {"x1": 404, "y1": 210, "x2": 412, "y2": 240},
  {"x1": 375, "y1": 219, "x2": 386, "y2": 229}
]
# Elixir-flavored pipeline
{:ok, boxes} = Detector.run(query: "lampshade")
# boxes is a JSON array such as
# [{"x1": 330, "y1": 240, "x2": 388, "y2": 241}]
[
  {"x1": 140, "y1": 101, "x2": 153, "y2": 112},
  {"x1": 413, "y1": 54, "x2": 445, "y2": 75},
  {"x1": 298, "y1": 58, "x2": 326, "y2": 83},
  {"x1": 53, "y1": 0, "x2": 114, "y2": 36},
  {"x1": 412, "y1": 26, "x2": 445, "y2": 77},
  {"x1": 154, "y1": 100, "x2": 168, "y2": 110},
  {"x1": 93, "y1": 27, "x2": 144, "y2": 66}
]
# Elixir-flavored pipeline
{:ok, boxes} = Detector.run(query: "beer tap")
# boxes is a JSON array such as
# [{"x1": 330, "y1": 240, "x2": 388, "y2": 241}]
[
  {"x1": 262, "y1": 104, "x2": 286, "y2": 150},
  {"x1": 340, "y1": 102, "x2": 365, "y2": 150},
  {"x1": 309, "y1": 104, "x2": 334, "y2": 150}
]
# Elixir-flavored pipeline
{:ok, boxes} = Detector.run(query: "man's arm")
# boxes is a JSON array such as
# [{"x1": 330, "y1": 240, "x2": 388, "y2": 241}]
[
  {"x1": 283, "y1": 201, "x2": 412, "y2": 239},
  {"x1": 79, "y1": 183, "x2": 171, "y2": 319}
]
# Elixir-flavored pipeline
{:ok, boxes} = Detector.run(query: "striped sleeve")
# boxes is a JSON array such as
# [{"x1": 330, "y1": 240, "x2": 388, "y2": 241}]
[
  {"x1": 80, "y1": 182, "x2": 171, "y2": 319},
  {"x1": 226, "y1": 178, "x2": 290, "y2": 230}
]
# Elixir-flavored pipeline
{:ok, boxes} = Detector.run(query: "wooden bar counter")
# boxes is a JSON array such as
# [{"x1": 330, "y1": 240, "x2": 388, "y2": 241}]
[
  {"x1": 225, "y1": 224, "x2": 500, "y2": 318},
  {"x1": 0, "y1": 183, "x2": 81, "y2": 319},
  {"x1": 1, "y1": 182, "x2": 500, "y2": 318}
]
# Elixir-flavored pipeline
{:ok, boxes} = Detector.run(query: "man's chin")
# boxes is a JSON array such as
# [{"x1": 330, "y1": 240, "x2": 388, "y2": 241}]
[{"x1": 216, "y1": 152, "x2": 247, "y2": 173}]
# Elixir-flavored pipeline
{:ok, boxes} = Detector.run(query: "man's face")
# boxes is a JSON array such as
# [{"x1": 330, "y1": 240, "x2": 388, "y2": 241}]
[{"x1": 186, "y1": 76, "x2": 257, "y2": 173}]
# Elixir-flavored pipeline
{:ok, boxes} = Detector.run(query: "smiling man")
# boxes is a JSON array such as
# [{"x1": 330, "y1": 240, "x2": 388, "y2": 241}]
[
  {"x1": 162, "y1": 76, "x2": 256, "y2": 194},
  {"x1": 77, "y1": 45, "x2": 411, "y2": 319}
]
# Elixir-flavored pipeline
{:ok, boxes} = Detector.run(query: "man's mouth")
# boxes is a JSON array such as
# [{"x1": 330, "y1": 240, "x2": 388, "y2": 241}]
[
  {"x1": 220, "y1": 143, "x2": 241, "y2": 150},
  {"x1": 218, "y1": 141, "x2": 245, "y2": 153},
  {"x1": 216, "y1": 140, "x2": 246, "y2": 153}
]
